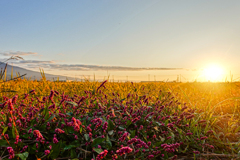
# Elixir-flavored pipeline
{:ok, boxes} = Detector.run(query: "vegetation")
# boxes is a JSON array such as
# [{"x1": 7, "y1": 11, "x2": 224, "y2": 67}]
[{"x1": 0, "y1": 72, "x2": 240, "y2": 159}]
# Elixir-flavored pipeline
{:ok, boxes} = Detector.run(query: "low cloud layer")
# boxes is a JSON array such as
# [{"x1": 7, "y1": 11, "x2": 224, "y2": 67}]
[
  {"x1": 18, "y1": 60, "x2": 55, "y2": 64},
  {"x1": 48, "y1": 64, "x2": 183, "y2": 71},
  {"x1": 13, "y1": 60, "x2": 184, "y2": 71},
  {"x1": 0, "y1": 51, "x2": 38, "y2": 56}
]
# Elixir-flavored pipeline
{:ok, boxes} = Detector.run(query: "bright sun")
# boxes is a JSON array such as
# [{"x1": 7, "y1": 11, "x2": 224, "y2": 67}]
[{"x1": 203, "y1": 64, "x2": 225, "y2": 82}]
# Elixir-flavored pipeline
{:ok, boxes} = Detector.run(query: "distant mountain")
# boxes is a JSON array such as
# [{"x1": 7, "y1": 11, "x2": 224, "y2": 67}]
[{"x1": 0, "y1": 63, "x2": 76, "y2": 81}]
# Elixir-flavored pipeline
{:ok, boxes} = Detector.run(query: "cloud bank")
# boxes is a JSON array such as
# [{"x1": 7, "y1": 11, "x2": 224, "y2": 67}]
[
  {"x1": 0, "y1": 50, "x2": 185, "y2": 71},
  {"x1": 13, "y1": 60, "x2": 184, "y2": 71}
]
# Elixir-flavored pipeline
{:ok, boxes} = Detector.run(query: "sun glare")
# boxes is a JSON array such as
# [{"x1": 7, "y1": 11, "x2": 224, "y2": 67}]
[{"x1": 203, "y1": 64, "x2": 224, "y2": 82}]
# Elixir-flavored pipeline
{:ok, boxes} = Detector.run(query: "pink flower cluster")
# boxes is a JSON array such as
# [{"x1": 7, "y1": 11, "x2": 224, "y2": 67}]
[
  {"x1": 20, "y1": 146, "x2": 28, "y2": 152},
  {"x1": 147, "y1": 155, "x2": 154, "y2": 159},
  {"x1": 119, "y1": 132, "x2": 129, "y2": 142},
  {"x1": 96, "y1": 150, "x2": 108, "y2": 160},
  {"x1": 91, "y1": 118, "x2": 102, "y2": 130},
  {"x1": 102, "y1": 122, "x2": 108, "y2": 132},
  {"x1": 71, "y1": 117, "x2": 82, "y2": 131},
  {"x1": 14, "y1": 135, "x2": 21, "y2": 145},
  {"x1": 8, "y1": 99, "x2": 14, "y2": 111},
  {"x1": 53, "y1": 134, "x2": 59, "y2": 143},
  {"x1": 116, "y1": 146, "x2": 133, "y2": 156},
  {"x1": 161, "y1": 143, "x2": 180, "y2": 153},
  {"x1": 135, "y1": 139, "x2": 149, "y2": 149},
  {"x1": 33, "y1": 130, "x2": 44, "y2": 142},
  {"x1": 55, "y1": 128, "x2": 65, "y2": 134},
  {"x1": 7, "y1": 147, "x2": 14, "y2": 159},
  {"x1": 131, "y1": 117, "x2": 140, "y2": 123},
  {"x1": 45, "y1": 150, "x2": 51, "y2": 155},
  {"x1": 127, "y1": 138, "x2": 138, "y2": 145}
]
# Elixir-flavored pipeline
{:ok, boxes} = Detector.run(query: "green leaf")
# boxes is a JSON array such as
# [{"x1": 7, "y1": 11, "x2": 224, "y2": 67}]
[
  {"x1": 43, "y1": 105, "x2": 49, "y2": 116},
  {"x1": 50, "y1": 141, "x2": 62, "y2": 159},
  {"x1": 118, "y1": 126, "x2": 125, "y2": 130},
  {"x1": 102, "y1": 116, "x2": 106, "y2": 121},
  {"x1": 126, "y1": 120, "x2": 132, "y2": 126},
  {"x1": 107, "y1": 101, "x2": 111, "y2": 109},
  {"x1": 91, "y1": 138, "x2": 105, "y2": 147},
  {"x1": 66, "y1": 101, "x2": 78, "y2": 106},
  {"x1": 28, "y1": 145, "x2": 37, "y2": 154},
  {"x1": 84, "y1": 134, "x2": 90, "y2": 141},
  {"x1": 120, "y1": 98, "x2": 126, "y2": 102},
  {"x1": 181, "y1": 145, "x2": 189, "y2": 153},
  {"x1": 12, "y1": 124, "x2": 16, "y2": 139},
  {"x1": 164, "y1": 119, "x2": 169, "y2": 126},
  {"x1": 93, "y1": 148, "x2": 103, "y2": 154},
  {"x1": 3, "y1": 126, "x2": 8, "y2": 134},
  {"x1": 66, "y1": 112, "x2": 73, "y2": 116},
  {"x1": 108, "y1": 130, "x2": 114, "y2": 136},
  {"x1": 48, "y1": 114, "x2": 55, "y2": 121},
  {"x1": 92, "y1": 89, "x2": 96, "y2": 95},
  {"x1": 44, "y1": 110, "x2": 50, "y2": 119},
  {"x1": 0, "y1": 139, "x2": 8, "y2": 147},
  {"x1": 71, "y1": 148, "x2": 77, "y2": 158},
  {"x1": 65, "y1": 126, "x2": 74, "y2": 134},
  {"x1": 80, "y1": 126, "x2": 83, "y2": 133},
  {"x1": 63, "y1": 145, "x2": 76, "y2": 150},
  {"x1": 154, "y1": 141, "x2": 163, "y2": 147},
  {"x1": 130, "y1": 130, "x2": 136, "y2": 138},
  {"x1": 107, "y1": 120, "x2": 114, "y2": 131},
  {"x1": 106, "y1": 135, "x2": 112, "y2": 149},
  {"x1": 22, "y1": 134, "x2": 30, "y2": 139},
  {"x1": 15, "y1": 152, "x2": 29, "y2": 160}
]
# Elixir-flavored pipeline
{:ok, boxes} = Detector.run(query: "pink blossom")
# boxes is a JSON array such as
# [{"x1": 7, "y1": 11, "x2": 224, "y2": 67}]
[
  {"x1": 116, "y1": 146, "x2": 133, "y2": 156},
  {"x1": 45, "y1": 150, "x2": 50, "y2": 155},
  {"x1": 96, "y1": 150, "x2": 108, "y2": 160}
]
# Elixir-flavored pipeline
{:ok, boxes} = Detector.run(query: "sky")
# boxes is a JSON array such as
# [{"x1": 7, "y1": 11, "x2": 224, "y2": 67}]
[{"x1": 1, "y1": 0, "x2": 240, "y2": 82}]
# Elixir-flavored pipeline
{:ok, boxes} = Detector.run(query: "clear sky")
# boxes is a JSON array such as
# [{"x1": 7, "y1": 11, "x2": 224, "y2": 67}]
[{"x1": 1, "y1": 0, "x2": 240, "y2": 82}]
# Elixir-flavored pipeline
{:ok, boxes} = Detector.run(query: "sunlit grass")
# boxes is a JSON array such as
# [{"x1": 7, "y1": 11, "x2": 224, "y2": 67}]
[{"x1": 0, "y1": 78, "x2": 240, "y2": 158}]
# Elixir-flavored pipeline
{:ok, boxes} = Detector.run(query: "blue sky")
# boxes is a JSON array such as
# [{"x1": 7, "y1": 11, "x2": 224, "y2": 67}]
[{"x1": 1, "y1": 1, "x2": 240, "y2": 81}]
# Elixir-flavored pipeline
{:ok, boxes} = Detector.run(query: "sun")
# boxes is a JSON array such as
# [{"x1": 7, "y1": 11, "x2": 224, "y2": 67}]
[{"x1": 203, "y1": 64, "x2": 225, "y2": 82}]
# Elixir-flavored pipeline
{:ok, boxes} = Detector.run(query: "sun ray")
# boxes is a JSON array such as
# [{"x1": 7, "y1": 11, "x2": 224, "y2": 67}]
[{"x1": 203, "y1": 64, "x2": 225, "y2": 82}]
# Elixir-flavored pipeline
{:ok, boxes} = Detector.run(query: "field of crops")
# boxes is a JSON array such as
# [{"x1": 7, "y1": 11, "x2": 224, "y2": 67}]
[{"x1": 0, "y1": 79, "x2": 240, "y2": 160}]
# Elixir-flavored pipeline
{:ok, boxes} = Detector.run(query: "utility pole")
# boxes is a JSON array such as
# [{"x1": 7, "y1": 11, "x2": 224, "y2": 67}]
[
  {"x1": 126, "y1": 76, "x2": 128, "y2": 82},
  {"x1": 154, "y1": 75, "x2": 156, "y2": 81}
]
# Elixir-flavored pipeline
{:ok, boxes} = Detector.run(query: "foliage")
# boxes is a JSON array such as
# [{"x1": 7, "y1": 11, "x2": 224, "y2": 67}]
[{"x1": 0, "y1": 80, "x2": 239, "y2": 159}]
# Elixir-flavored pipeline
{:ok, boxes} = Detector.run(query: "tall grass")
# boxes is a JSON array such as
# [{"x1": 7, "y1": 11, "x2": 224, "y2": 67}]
[{"x1": 0, "y1": 63, "x2": 240, "y2": 158}]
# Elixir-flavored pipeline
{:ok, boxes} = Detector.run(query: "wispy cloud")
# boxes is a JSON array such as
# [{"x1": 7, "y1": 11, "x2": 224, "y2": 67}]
[
  {"x1": 0, "y1": 51, "x2": 38, "y2": 56},
  {"x1": 13, "y1": 60, "x2": 184, "y2": 71},
  {"x1": 18, "y1": 60, "x2": 55, "y2": 64},
  {"x1": 48, "y1": 64, "x2": 184, "y2": 71}
]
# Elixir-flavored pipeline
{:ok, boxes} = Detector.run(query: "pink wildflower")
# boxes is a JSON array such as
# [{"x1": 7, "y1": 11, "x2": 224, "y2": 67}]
[
  {"x1": 7, "y1": 147, "x2": 15, "y2": 159},
  {"x1": 116, "y1": 146, "x2": 133, "y2": 156},
  {"x1": 96, "y1": 150, "x2": 108, "y2": 160}
]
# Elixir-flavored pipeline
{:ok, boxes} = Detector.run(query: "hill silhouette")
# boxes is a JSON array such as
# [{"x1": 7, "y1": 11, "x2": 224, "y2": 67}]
[{"x1": 0, "y1": 63, "x2": 75, "y2": 81}]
